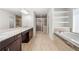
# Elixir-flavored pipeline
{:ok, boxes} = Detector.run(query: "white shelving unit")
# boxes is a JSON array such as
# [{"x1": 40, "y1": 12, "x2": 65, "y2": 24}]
[
  {"x1": 55, "y1": 16, "x2": 69, "y2": 18},
  {"x1": 55, "y1": 11, "x2": 70, "y2": 14},
  {"x1": 53, "y1": 8, "x2": 72, "y2": 32},
  {"x1": 55, "y1": 22, "x2": 70, "y2": 23}
]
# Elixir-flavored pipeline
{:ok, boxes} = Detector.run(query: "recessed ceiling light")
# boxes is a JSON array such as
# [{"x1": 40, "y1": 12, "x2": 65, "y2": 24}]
[{"x1": 21, "y1": 9, "x2": 29, "y2": 15}]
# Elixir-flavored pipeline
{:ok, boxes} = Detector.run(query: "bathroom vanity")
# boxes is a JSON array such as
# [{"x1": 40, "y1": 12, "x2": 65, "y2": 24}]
[{"x1": 0, "y1": 27, "x2": 33, "y2": 51}]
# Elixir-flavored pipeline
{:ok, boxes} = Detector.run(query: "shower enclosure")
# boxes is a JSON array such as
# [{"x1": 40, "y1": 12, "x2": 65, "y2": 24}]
[{"x1": 36, "y1": 17, "x2": 47, "y2": 33}]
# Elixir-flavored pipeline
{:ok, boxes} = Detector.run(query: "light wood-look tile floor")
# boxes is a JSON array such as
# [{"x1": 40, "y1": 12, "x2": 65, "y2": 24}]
[{"x1": 22, "y1": 31, "x2": 74, "y2": 51}]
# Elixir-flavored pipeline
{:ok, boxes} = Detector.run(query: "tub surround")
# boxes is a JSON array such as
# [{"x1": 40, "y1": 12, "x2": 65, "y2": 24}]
[{"x1": 54, "y1": 32, "x2": 79, "y2": 50}]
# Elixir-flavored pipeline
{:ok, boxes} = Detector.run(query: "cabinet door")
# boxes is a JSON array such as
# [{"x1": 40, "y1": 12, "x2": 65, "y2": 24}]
[
  {"x1": 21, "y1": 31, "x2": 29, "y2": 43},
  {"x1": 6, "y1": 38, "x2": 21, "y2": 51},
  {"x1": 6, "y1": 34, "x2": 22, "y2": 51}
]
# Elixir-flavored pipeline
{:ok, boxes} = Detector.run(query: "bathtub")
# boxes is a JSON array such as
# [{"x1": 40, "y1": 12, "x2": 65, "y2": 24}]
[{"x1": 55, "y1": 32, "x2": 79, "y2": 49}]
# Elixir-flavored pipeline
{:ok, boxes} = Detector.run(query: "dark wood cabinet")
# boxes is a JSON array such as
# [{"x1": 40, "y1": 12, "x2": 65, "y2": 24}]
[
  {"x1": 21, "y1": 31, "x2": 29, "y2": 43},
  {"x1": 21, "y1": 28, "x2": 33, "y2": 43},
  {"x1": 6, "y1": 38, "x2": 21, "y2": 51},
  {"x1": 0, "y1": 48, "x2": 6, "y2": 51},
  {"x1": 6, "y1": 34, "x2": 22, "y2": 51},
  {"x1": 0, "y1": 34, "x2": 22, "y2": 51},
  {"x1": 0, "y1": 36, "x2": 15, "y2": 51}
]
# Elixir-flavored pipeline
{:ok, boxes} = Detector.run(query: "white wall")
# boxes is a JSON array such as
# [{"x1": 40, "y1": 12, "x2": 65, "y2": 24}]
[
  {"x1": 73, "y1": 9, "x2": 79, "y2": 33},
  {"x1": 32, "y1": 13, "x2": 36, "y2": 37},
  {"x1": 0, "y1": 10, "x2": 16, "y2": 29},
  {"x1": 47, "y1": 9, "x2": 54, "y2": 39},
  {"x1": 22, "y1": 14, "x2": 33, "y2": 27},
  {"x1": 47, "y1": 8, "x2": 73, "y2": 39},
  {"x1": 22, "y1": 12, "x2": 36, "y2": 37}
]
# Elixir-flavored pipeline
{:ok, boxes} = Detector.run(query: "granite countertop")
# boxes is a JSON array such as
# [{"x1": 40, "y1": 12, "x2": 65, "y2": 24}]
[{"x1": 0, "y1": 27, "x2": 33, "y2": 42}]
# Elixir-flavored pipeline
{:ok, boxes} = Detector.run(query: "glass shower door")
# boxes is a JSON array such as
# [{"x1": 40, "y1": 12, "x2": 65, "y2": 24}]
[{"x1": 36, "y1": 18, "x2": 47, "y2": 33}]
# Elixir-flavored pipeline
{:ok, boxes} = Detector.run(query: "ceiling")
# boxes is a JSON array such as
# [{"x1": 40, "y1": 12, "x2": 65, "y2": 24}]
[
  {"x1": 0, "y1": 8, "x2": 21, "y2": 16},
  {"x1": 25, "y1": 8, "x2": 49, "y2": 17},
  {"x1": 0, "y1": 8, "x2": 49, "y2": 17}
]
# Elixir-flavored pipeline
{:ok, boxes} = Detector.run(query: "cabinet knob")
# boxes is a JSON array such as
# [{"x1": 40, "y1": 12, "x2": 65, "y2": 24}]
[{"x1": 7, "y1": 48, "x2": 10, "y2": 51}]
